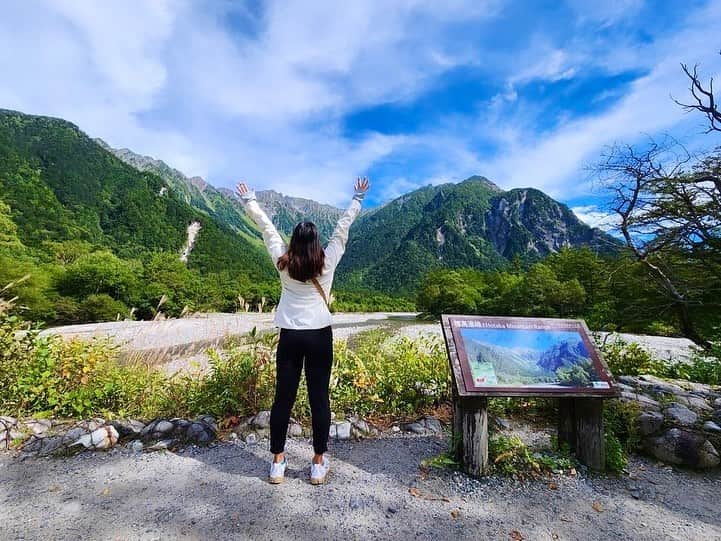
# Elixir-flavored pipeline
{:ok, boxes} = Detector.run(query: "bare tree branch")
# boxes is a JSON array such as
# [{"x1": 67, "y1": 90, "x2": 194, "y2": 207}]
[{"x1": 673, "y1": 52, "x2": 721, "y2": 132}]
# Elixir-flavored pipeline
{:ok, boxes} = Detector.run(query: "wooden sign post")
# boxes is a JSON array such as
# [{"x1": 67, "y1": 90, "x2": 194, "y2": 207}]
[{"x1": 441, "y1": 315, "x2": 618, "y2": 475}]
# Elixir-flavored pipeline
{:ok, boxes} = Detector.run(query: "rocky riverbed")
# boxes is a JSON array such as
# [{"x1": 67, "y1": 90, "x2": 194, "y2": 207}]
[{"x1": 1, "y1": 430, "x2": 719, "y2": 540}]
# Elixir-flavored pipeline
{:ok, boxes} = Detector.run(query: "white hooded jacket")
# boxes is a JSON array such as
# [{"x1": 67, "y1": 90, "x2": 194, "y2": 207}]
[{"x1": 240, "y1": 191, "x2": 363, "y2": 329}]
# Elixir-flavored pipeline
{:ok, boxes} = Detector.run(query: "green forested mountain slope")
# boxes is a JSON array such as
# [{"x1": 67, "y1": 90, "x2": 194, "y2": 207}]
[
  {"x1": 336, "y1": 176, "x2": 617, "y2": 294},
  {"x1": 102, "y1": 142, "x2": 343, "y2": 242},
  {"x1": 0, "y1": 109, "x2": 274, "y2": 280}
]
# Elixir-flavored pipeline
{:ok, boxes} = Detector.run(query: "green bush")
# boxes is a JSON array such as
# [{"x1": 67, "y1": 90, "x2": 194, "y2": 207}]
[
  {"x1": 489, "y1": 434, "x2": 574, "y2": 477},
  {"x1": 600, "y1": 339, "x2": 669, "y2": 377},
  {"x1": 80, "y1": 294, "x2": 129, "y2": 322}
]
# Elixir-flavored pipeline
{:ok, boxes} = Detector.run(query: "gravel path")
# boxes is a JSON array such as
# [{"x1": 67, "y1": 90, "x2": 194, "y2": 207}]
[{"x1": 2, "y1": 435, "x2": 719, "y2": 540}]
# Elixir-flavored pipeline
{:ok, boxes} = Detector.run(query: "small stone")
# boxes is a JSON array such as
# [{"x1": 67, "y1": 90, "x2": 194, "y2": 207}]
[
  {"x1": 288, "y1": 423, "x2": 303, "y2": 437},
  {"x1": 349, "y1": 496, "x2": 363, "y2": 510},
  {"x1": 351, "y1": 418, "x2": 370, "y2": 435},
  {"x1": 131, "y1": 440, "x2": 144, "y2": 452},
  {"x1": 147, "y1": 439, "x2": 174, "y2": 451},
  {"x1": 703, "y1": 421, "x2": 721, "y2": 433},
  {"x1": 391, "y1": 426, "x2": 400, "y2": 433},
  {"x1": 387, "y1": 506, "x2": 398, "y2": 514},
  {"x1": 714, "y1": 398, "x2": 721, "y2": 408},
  {"x1": 155, "y1": 420, "x2": 175, "y2": 434},
  {"x1": 245, "y1": 432, "x2": 258, "y2": 445},
  {"x1": 637, "y1": 411, "x2": 664, "y2": 436},
  {"x1": 229, "y1": 432, "x2": 238, "y2": 440},
  {"x1": 252, "y1": 411, "x2": 271, "y2": 429},
  {"x1": 493, "y1": 417, "x2": 512, "y2": 431},
  {"x1": 328, "y1": 424, "x2": 337, "y2": 439},
  {"x1": 664, "y1": 403, "x2": 698, "y2": 427},
  {"x1": 194, "y1": 415, "x2": 217, "y2": 430},
  {"x1": 335, "y1": 421, "x2": 352, "y2": 440}
]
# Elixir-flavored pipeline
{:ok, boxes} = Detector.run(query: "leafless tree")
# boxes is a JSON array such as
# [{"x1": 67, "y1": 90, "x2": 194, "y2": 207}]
[
  {"x1": 674, "y1": 51, "x2": 721, "y2": 132},
  {"x1": 595, "y1": 137, "x2": 720, "y2": 347}
]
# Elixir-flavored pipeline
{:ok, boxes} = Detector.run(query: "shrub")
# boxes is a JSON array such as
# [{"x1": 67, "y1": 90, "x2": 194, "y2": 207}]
[
  {"x1": 80, "y1": 294, "x2": 129, "y2": 322},
  {"x1": 600, "y1": 339, "x2": 668, "y2": 377},
  {"x1": 489, "y1": 434, "x2": 573, "y2": 477}
]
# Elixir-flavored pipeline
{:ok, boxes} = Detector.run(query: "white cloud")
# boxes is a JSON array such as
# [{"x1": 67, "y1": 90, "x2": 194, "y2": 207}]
[{"x1": 570, "y1": 205, "x2": 620, "y2": 230}]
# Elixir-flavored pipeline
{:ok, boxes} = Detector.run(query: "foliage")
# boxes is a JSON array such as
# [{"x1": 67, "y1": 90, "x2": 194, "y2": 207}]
[
  {"x1": 604, "y1": 432, "x2": 628, "y2": 472},
  {"x1": 327, "y1": 329, "x2": 449, "y2": 416},
  {"x1": 604, "y1": 399, "x2": 641, "y2": 468},
  {"x1": 600, "y1": 339, "x2": 669, "y2": 377},
  {"x1": 488, "y1": 434, "x2": 574, "y2": 477}
]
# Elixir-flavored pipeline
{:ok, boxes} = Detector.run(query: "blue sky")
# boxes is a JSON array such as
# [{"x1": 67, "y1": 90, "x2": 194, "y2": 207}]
[{"x1": 1, "y1": 1, "x2": 720, "y2": 228}]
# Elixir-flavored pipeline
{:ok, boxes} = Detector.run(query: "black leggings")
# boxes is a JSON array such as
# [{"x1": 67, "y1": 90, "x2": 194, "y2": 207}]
[{"x1": 270, "y1": 326, "x2": 333, "y2": 455}]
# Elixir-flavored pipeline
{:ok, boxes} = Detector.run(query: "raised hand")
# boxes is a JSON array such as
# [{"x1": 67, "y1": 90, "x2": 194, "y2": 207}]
[
  {"x1": 235, "y1": 182, "x2": 250, "y2": 198},
  {"x1": 354, "y1": 176, "x2": 370, "y2": 194}
]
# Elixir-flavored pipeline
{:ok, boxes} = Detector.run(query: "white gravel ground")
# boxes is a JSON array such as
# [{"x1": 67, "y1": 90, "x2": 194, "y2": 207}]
[{"x1": 1, "y1": 434, "x2": 719, "y2": 540}]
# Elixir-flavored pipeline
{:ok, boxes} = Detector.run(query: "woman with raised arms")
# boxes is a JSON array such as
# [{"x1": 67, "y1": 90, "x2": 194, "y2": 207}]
[{"x1": 236, "y1": 177, "x2": 369, "y2": 485}]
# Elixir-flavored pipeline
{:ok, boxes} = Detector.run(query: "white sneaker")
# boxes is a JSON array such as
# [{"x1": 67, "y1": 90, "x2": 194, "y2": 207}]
[
  {"x1": 268, "y1": 458, "x2": 287, "y2": 484},
  {"x1": 310, "y1": 457, "x2": 330, "y2": 485}
]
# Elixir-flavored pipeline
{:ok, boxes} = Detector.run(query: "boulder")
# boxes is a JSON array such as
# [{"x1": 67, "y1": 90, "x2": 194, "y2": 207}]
[
  {"x1": 663, "y1": 403, "x2": 698, "y2": 427},
  {"x1": 676, "y1": 395, "x2": 713, "y2": 412},
  {"x1": 703, "y1": 421, "x2": 721, "y2": 433},
  {"x1": 644, "y1": 428, "x2": 720, "y2": 469},
  {"x1": 402, "y1": 422, "x2": 426, "y2": 434},
  {"x1": 637, "y1": 411, "x2": 664, "y2": 436},
  {"x1": 287, "y1": 423, "x2": 303, "y2": 437}
]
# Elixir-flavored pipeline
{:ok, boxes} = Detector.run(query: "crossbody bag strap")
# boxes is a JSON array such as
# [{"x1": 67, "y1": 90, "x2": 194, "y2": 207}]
[{"x1": 310, "y1": 277, "x2": 330, "y2": 307}]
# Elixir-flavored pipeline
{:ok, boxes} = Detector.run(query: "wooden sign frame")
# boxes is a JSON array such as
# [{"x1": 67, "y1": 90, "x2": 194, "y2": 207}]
[
  {"x1": 441, "y1": 315, "x2": 619, "y2": 475},
  {"x1": 442, "y1": 315, "x2": 617, "y2": 398}
]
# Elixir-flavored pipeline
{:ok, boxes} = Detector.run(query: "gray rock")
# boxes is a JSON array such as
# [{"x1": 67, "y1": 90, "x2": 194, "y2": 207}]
[
  {"x1": 644, "y1": 428, "x2": 720, "y2": 468},
  {"x1": 61, "y1": 427, "x2": 88, "y2": 445},
  {"x1": 637, "y1": 375, "x2": 686, "y2": 395},
  {"x1": 403, "y1": 422, "x2": 426, "y2": 435},
  {"x1": 335, "y1": 421, "x2": 352, "y2": 440},
  {"x1": 194, "y1": 415, "x2": 217, "y2": 430},
  {"x1": 714, "y1": 397, "x2": 721, "y2": 408},
  {"x1": 110, "y1": 419, "x2": 145, "y2": 438},
  {"x1": 713, "y1": 410, "x2": 721, "y2": 425},
  {"x1": 245, "y1": 432, "x2": 258, "y2": 445},
  {"x1": 252, "y1": 411, "x2": 271, "y2": 429},
  {"x1": 186, "y1": 423, "x2": 214, "y2": 444},
  {"x1": 328, "y1": 424, "x2": 337, "y2": 439},
  {"x1": 131, "y1": 440, "x2": 144, "y2": 452},
  {"x1": 147, "y1": 439, "x2": 175, "y2": 451},
  {"x1": 0, "y1": 416, "x2": 17, "y2": 427},
  {"x1": 676, "y1": 395, "x2": 713, "y2": 412},
  {"x1": 664, "y1": 403, "x2": 698, "y2": 426},
  {"x1": 637, "y1": 411, "x2": 664, "y2": 436},
  {"x1": 0, "y1": 430, "x2": 7, "y2": 450},
  {"x1": 349, "y1": 495, "x2": 363, "y2": 510},
  {"x1": 287, "y1": 423, "x2": 303, "y2": 437},
  {"x1": 155, "y1": 420, "x2": 175, "y2": 434},
  {"x1": 703, "y1": 421, "x2": 721, "y2": 433},
  {"x1": 350, "y1": 418, "x2": 370, "y2": 435},
  {"x1": 37, "y1": 436, "x2": 64, "y2": 457},
  {"x1": 423, "y1": 416, "x2": 443, "y2": 434},
  {"x1": 493, "y1": 416, "x2": 512, "y2": 431},
  {"x1": 72, "y1": 426, "x2": 119, "y2": 450},
  {"x1": 620, "y1": 390, "x2": 661, "y2": 410},
  {"x1": 22, "y1": 419, "x2": 52, "y2": 436}
]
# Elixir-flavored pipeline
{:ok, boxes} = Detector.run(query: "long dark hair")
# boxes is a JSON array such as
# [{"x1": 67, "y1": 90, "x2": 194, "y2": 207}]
[{"x1": 277, "y1": 221, "x2": 325, "y2": 281}]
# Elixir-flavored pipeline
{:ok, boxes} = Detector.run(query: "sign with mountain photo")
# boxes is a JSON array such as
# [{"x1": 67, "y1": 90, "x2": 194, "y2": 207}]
[{"x1": 442, "y1": 315, "x2": 617, "y2": 397}]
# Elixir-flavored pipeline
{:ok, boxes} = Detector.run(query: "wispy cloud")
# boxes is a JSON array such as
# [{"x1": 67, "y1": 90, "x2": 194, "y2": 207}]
[{"x1": 1, "y1": 0, "x2": 719, "y2": 208}]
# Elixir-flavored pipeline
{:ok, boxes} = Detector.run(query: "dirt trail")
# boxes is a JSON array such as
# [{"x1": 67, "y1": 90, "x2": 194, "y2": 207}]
[{"x1": 1, "y1": 434, "x2": 719, "y2": 540}]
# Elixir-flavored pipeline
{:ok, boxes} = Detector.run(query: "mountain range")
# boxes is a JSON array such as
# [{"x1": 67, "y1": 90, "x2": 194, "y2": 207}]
[{"x1": 1, "y1": 109, "x2": 616, "y2": 298}]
